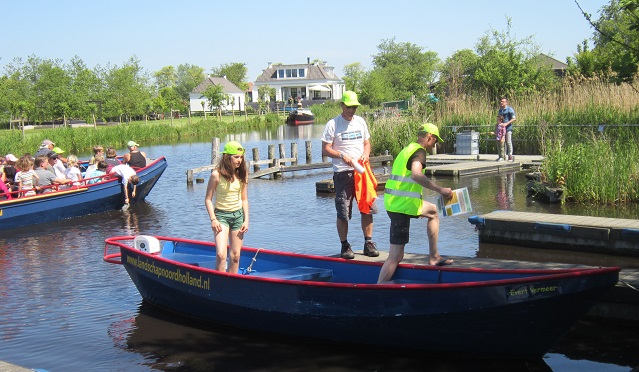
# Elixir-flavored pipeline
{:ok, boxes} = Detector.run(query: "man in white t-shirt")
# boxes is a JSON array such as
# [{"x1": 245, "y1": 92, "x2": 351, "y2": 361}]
[
  {"x1": 321, "y1": 91, "x2": 379, "y2": 259},
  {"x1": 110, "y1": 164, "x2": 140, "y2": 204}
]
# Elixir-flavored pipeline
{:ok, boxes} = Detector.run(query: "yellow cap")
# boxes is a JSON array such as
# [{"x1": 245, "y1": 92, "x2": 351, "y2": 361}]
[
  {"x1": 222, "y1": 141, "x2": 245, "y2": 155},
  {"x1": 418, "y1": 123, "x2": 444, "y2": 143},
  {"x1": 341, "y1": 91, "x2": 360, "y2": 106}
]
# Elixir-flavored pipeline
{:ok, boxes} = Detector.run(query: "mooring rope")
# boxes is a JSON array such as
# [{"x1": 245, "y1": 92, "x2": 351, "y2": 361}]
[
  {"x1": 244, "y1": 248, "x2": 262, "y2": 274},
  {"x1": 619, "y1": 279, "x2": 639, "y2": 293}
]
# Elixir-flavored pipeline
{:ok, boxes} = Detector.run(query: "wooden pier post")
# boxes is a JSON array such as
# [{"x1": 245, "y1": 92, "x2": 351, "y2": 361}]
[
  {"x1": 305, "y1": 141, "x2": 312, "y2": 164},
  {"x1": 291, "y1": 143, "x2": 298, "y2": 166},
  {"x1": 186, "y1": 169, "x2": 194, "y2": 184},
  {"x1": 211, "y1": 137, "x2": 220, "y2": 165},
  {"x1": 268, "y1": 145, "x2": 276, "y2": 180},
  {"x1": 252, "y1": 148, "x2": 261, "y2": 173}
]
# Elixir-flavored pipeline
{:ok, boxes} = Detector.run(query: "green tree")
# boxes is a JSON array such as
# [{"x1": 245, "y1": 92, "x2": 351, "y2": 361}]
[
  {"x1": 370, "y1": 38, "x2": 440, "y2": 101},
  {"x1": 67, "y1": 56, "x2": 102, "y2": 121},
  {"x1": 211, "y1": 62, "x2": 248, "y2": 91},
  {"x1": 201, "y1": 84, "x2": 226, "y2": 119},
  {"x1": 342, "y1": 62, "x2": 367, "y2": 92},
  {"x1": 154, "y1": 65, "x2": 177, "y2": 90},
  {"x1": 437, "y1": 49, "x2": 479, "y2": 99},
  {"x1": 473, "y1": 18, "x2": 558, "y2": 99},
  {"x1": 35, "y1": 60, "x2": 72, "y2": 124},
  {"x1": 575, "y1": 0, "x2": 639, "y2": 82},
  {"x1": 175, "y1": 64, "x2": 205, "y2": 100},
  {"x1": 257, "y1": 85, "x2": 274, "y2": 114},
  {"x1": 102, "y1": 56, "x2": 151, "y2": 122},
  {"x1": 158, "y1": 86, "x2": 183, "y2": 116},
  {"x1": 359, "y1": 69, "x2": 394, "y2": 107}
]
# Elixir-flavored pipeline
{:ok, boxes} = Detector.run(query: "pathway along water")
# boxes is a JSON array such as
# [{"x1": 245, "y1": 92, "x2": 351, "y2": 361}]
[{"x1": 1, "y1": 125, "x2": 637, "y2": 371}]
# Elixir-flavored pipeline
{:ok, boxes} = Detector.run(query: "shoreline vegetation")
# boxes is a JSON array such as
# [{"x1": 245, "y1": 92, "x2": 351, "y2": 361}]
[{"x1": 2, "y1": 78, "x2": 638, "y2": 205}]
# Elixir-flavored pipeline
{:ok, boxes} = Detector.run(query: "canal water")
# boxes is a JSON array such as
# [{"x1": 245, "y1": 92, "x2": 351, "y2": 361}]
[{"x1": 1, "y1": 123, "x2": 637, "y2": 371}]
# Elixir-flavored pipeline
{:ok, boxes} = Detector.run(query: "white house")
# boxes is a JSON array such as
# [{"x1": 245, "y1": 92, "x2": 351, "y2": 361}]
[
  {"x1": 190, "y1": 76, "x2": 245, "y2": 113},
  {"x1": 253, "y1": 59, "x2": 346, "y2": 103}
]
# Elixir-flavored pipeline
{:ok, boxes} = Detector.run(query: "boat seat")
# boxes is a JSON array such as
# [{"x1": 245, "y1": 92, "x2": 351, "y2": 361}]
[
  {"x1": 249, "y1": 266, "x2": 333, "y2": 282},
  {"x1": 160, "y1": 252, "x2": 216, "y2": 266}
]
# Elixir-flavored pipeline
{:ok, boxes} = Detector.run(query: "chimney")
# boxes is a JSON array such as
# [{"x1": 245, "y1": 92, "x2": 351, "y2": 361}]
[{"x1": 307, "y1": 57, "x2": 310, "y2": 65}]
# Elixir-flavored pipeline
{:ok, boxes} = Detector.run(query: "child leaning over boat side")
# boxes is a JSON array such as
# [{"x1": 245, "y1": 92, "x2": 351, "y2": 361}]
[
  {"x1": 109, "y1": 164, "x2": 140, "y2": 205},
  {"x1": 204, "y1": 141, "x2": 249, "y2": 274}
]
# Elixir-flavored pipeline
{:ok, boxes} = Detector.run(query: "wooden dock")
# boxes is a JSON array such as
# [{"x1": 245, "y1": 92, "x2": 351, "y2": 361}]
[
  {"x1": 186, "y1": 139, "x2": 393, "y2": 184},
  {"x1": 468, "y1": 210, "x2": 639, "y2": 256}
]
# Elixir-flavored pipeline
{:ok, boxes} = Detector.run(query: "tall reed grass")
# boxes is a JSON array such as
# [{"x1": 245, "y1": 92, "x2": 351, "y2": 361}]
[{"x1": 365, "y1": 75, "x2": 639, "y2": 204}]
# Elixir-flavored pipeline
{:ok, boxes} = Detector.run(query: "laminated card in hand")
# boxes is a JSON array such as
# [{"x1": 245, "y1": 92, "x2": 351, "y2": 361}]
[{"x1": 437, "y1": 187, "x2": 472, "y2": 217}]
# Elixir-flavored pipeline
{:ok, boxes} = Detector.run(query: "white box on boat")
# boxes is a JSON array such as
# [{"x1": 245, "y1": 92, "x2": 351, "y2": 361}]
[{"x1": 134, "y1": 235, "x2": 161, "y2": 253}]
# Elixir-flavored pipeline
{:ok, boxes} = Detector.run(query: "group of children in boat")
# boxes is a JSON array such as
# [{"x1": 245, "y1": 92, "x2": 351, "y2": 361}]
[{"x1": 1, "y1": 139, "x2": 146, "y2": 203}]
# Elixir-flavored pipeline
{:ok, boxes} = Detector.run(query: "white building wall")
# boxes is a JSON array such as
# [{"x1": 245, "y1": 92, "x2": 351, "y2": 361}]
[{"x1": 189, "y1": 93, "x2": 245, "y2": 112}]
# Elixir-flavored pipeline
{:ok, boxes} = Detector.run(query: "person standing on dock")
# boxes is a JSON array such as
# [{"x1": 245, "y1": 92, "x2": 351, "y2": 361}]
[
  {"x1": 378, "y1": 123, "x2": 454, "y2": 284},
  {"x1": 204, "y1": 141, "x2": 249, "y2": 274},
  {"x1": 321, "y1": 91, "x2": 379, "y2": 259},
  {"x1": 498, "y1": 97, "x2": 517, "y2": 161}
]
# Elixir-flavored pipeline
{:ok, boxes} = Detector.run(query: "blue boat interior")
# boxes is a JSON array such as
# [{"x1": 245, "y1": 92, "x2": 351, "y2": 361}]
[{"x1": 158, "y1": 239, "x2": 562, "y2": 285}]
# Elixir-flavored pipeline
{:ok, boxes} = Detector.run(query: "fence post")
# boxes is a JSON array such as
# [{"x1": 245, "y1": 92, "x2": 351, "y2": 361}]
[
  {"x1": 211, "y1": 137, "x2": 220, "y2": 165},
  {"x1": 305, "y1": 141, "x2": 312, "y2": 164},
  {"x1": 186, "y1": 169, "x2": 194, "y2": 185},
  {"x1": 252, "y1": 148, "x2": 260, "y2": 173},
  {"x1": 268, "y1": 144, "x2": 275, "y2": 180},
  {"x1": 291, "y1": 143, "x2": 298, "y2": 166}
]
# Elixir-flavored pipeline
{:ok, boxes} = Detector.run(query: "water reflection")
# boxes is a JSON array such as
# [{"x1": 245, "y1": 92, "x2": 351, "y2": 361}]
[
  {"x1": 496, "y1": 172, "x2": 515, "y2": 210},
  {"x1": 115, "y1": 302, "x2": 554, "y2": 372}
]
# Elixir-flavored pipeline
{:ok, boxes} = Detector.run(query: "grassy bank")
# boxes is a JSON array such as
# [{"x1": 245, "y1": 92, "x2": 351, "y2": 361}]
[{"x1": 0, "y1": 113, "x2": 285, "y2": 156}]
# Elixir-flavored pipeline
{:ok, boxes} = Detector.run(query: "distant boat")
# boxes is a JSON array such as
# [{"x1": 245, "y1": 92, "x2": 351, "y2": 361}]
[
  {"x1": 103, "y1": 234, "x2": 619, "y2": 357},
  {"x1": 285, "y1": 108, "x2": 314, "y2": 126},
  {"x1": 0, "y1": 157, "x2": 167, "y2": 230}
]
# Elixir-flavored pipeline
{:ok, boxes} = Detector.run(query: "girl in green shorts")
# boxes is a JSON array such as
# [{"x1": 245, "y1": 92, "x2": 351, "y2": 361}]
[{"x1": 205, "y1": 141, "x2": 249, "y2": 273}]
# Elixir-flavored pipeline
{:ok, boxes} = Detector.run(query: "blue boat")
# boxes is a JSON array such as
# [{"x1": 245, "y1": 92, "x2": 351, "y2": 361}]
[
  {"x1": 103, "y1": 235, "x2": 619, "y2": 357},
  {"x1": 0, "y1": 157, "x2": 167, "y2": 230}
]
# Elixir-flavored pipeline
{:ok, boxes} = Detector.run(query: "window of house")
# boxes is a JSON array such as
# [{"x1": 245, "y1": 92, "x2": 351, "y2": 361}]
[{"x1": 277, "y1": 68, "x2": 304, "y2": 78}]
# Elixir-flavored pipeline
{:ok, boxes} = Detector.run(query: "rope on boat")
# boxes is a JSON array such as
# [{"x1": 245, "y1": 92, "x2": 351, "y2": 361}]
[
  {"x1": 244, "y1": 248, "x2": 262, "y2": 274},
  {"x1": 619, "y1": 279, "x2": 639, "y2": 293}
]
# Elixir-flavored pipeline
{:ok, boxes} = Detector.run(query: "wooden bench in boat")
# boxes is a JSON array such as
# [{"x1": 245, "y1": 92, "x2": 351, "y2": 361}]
[{"x1": 248, "y1": 266, "x2": 333, "y2": 282}]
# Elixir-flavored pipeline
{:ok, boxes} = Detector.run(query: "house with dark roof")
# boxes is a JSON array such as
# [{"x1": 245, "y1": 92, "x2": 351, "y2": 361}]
[
  {"x1": 189, "y1": 76, "x2": 245, "y2": 113},
  {"x1": 253, "y1": 58, "x2": 346, "y2": 103},
  {"x1": 538, "y1": 53, "x2": 568, "y2": 77}
]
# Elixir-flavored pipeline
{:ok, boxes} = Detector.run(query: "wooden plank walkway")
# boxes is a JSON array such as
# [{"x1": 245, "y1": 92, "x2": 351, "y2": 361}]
[
  {"x1": 425, "y1": 160, "x2": 521, "y2": 176},
  {"x1": 469, "y1": 211, "x2": 639, "y2": 256},
  {"x1": 251, "y1": 155, "x2": 393, "y2": 180}
]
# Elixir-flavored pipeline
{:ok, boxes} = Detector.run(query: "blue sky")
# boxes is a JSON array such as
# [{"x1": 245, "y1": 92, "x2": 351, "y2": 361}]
[{"x1": 1, "y1": 0, "x2": 610, "y2": 82}]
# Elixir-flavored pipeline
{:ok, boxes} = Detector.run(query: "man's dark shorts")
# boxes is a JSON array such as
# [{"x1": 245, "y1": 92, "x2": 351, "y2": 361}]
[
  {"x1": 333, "y1": 171, "x2": 377, "y2": 220},
  {"x1": 387, "y1": 211, "x2": 417, "y2": 245}
]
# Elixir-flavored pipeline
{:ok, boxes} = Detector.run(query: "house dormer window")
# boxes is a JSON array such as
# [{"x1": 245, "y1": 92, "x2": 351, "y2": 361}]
[{"x1": 277, "y1": 68, "x2": 306, "y2": 79}]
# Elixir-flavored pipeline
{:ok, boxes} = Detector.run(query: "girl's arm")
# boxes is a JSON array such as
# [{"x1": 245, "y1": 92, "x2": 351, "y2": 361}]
[
  {"x1": 205, "y1": 170, "x2": 222, "y2": 232},
  {"x1": 239, "y1": 181, "x2": 249, "y2": 233}
]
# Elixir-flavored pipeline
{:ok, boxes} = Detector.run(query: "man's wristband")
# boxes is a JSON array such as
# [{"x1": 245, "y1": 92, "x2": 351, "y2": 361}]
[{"x1": 339, "y1": 153, "x2": 344, "y2": 160}]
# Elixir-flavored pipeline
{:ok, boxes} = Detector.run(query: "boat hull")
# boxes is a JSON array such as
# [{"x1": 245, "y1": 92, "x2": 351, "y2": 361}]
[
  {"x1": 105, "y1": 236, "x2": 619, "y2": 357},
  {"x1": 285, "y1": 110, "x2": 315, "y2": 126},
  {"x1": 0, "y1": 157, "x2": 167, "y2": 230}
]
